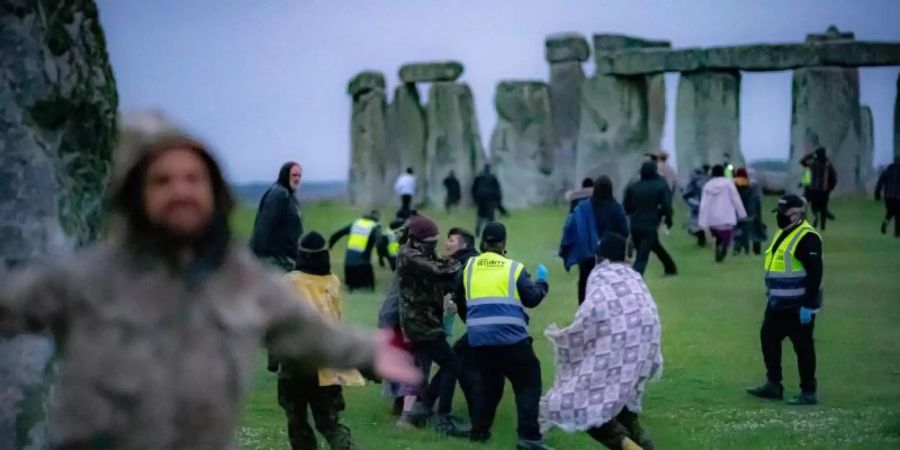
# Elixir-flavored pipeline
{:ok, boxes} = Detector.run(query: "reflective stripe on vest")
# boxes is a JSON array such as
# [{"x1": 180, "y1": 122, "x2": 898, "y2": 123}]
[
  {"x1": 463, "y1": 253, "x2": 528, "y2": 346},
  {"x1": 347, "y1": 218, "x2": 376, "y2": 253},
  {"x1": 764, "y1": 220, "x2": 821, "y2": 309},
  {"x1": 385, "y1": 230, "x2": 399, "y2": 257}
]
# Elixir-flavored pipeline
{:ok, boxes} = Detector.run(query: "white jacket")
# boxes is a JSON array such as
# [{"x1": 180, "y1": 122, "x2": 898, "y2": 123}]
[{"x1": 394, "y1": 173, "x2": 416, "y2": 196}]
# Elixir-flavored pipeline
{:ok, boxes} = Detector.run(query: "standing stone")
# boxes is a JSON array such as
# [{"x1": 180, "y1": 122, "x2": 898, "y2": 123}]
[
  {"x1": 399, "y1": 61, "x2": 464, "y2": 83},
  {"x1": 576, "y1": 35, "x2": 670, "y2": 198},
  {"x1": 0, "y1": 1, "x2": 117, "y2": 448},
  {"x1": 546, "y1": 33, "x2": 589, "y2": 193},
  {"x1": 895, "y1": 73, "x2": 899, "y2": 158},
  {"x1": 789, "y1": 66, "x2": 862, "y2": 196},
  {"x1": 348, "y1": 72, "x2": 389, "y2": 207},
  {"x1": 859, "y1": 105, "x2": 875, "y2": 191},
  {"x1": 425, "y1": 82, "x2": 485, "y2": 206},
  {"x1": 387, "y1": 83, "x2": 427, "y2": 204},
  {"x1": 490, "y1": 81, "x2": 556, "y2": 207},
  {"x1": 675, "y1": 70, "x2": 743, "y2": 177}
]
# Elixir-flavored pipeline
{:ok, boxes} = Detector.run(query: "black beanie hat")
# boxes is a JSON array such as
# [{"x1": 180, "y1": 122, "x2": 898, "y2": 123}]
[{"x1": 296, "y1": 231, "x2": 330, "y2": 275}]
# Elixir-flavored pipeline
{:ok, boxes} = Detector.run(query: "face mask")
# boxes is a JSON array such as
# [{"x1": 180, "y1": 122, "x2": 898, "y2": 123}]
[
  {"x1": 776, "y1": 213, "x2": 793, "y2": 229},
  {"x1": 421, "y1": 241, "x2": 438, "y2": 254}
]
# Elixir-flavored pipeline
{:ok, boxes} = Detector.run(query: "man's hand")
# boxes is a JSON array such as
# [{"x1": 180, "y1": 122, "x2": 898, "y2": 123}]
[
  {"x1": 372, "y1": 329, "x2": 422, "y2": 386},
  {"x1": 799, "y1": 307, "x2": 814, "y2": 325},
  {"x1": 535, "y1": 264, "x2": 549, "y2": 282}
]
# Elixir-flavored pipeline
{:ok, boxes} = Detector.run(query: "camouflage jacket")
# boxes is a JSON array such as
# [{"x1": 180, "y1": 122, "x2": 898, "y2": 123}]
[
  {"x1": 0, "y1": 244, "x2": 374, "y2": 450},
  {"x1": 397, "y1": 241, "x2": 460, "y2": 343}
]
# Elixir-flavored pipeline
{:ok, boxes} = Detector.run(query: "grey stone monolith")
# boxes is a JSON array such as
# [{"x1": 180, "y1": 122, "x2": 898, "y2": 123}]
[
  {"x1": 789, "y1": 66, "x2": 862, "y2": 196},
  {"x1": 387, "y1": 83, "x2": 427, "y2": 204},
  {"x1": 860, "y1": 105, "x2": 875, "y2": 191},
  {"x1": 895, "y1": 73, "x2": 900, "y2": 158},
  {"x1": 675, "y1": 70, "x2": 744, "y2": 176},
  {"x1": 399, "y1": 61, "x2": 464, "y2": 83},
  {"x1": 546, "y1": 33, "x2": 589, "y2": 193},
  {"x1": 490, "y1": 81, "x2": 556, "y2": 207},
  {"x1": 0, "y1": 0, "x2": 118, "y2": 448},
  {"x1": 425, "y1": 82, "x2": 485, "y2": 206},
  {"x1": 348, "y1": 78, "x2": 389, "y2": 207}
]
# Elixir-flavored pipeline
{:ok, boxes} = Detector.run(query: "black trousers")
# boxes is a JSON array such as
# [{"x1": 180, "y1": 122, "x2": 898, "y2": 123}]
[
  {"x1": 344, "y1": 263, "x2": 374, "y2": 291},
  {"x1": 884, "y1": 198, "x2": 900, "y2": 237},
  {"x1": 577, "y1": 259, "x2": 597, "y2": 305},
  {"x1": 760, "y1": 307, "x2": 817, "y2": 393},
  {"x1": 412, "y1": 338, "x2": 460, "y2": 415},
  {"x1": 399, "y1": 194, "x2": 412, "y2": 216},
  {"x1": 808, "y1": 190, "x2": 830, "y2": 231},
  {"x1": 631, "y1": 228, "x2": 677, "y2": 276},
  {"x1": 278, "y1": 374, "x2": 355, "y2": 450},
  {"x1": 586, "y1": 408, "x2": 649, "y2": 449},
  {"x1": 474, "y1": 203, "x2": 497, "y2": 237},
  {"x1": 453, "y1": 333, "x2": 479, "y2": 417},
  {"x1": 469, "y1": 339, "x2": 543, "y2": 441}
]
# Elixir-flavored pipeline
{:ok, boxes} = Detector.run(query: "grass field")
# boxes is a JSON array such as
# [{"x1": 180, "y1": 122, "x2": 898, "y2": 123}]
[{"x1": 232, "y1": 197, "x2": 900, "y2": 450}]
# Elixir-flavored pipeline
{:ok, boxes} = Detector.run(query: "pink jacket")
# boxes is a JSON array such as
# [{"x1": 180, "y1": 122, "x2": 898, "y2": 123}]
[{"x1": 698, "y1": 177, "x2": 747, "y2": 230}]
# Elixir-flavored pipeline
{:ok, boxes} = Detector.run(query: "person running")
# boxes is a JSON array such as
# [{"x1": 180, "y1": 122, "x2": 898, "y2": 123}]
[
  {"x1": 443, "y1": 170, "x2": 462, "y2": 212},
  {"x1": 624, "y1": 162, "x2": 677, "y2": 276},
  {"x1": 328, "y1": 210, "x2": 383, "y2": 291},
  {"x1": 682, "y1": 165, "x2": 710, "y2": 247},
  {"x1": 0, "y1": 125, "x2": 419, "y2": 450},
  {"x1": 699, "y1": 164, "x2": 747, "y2": 262},
  {"x1": 564, "y1": 178, "x2": 595, "y2": 213},
  {"x1": 276, "y1": 232, "x2": 366, "y2": 450},
  {"x1": 456, "y1": 222, "x2": 553, "y2": 450},
  {"x1": 801, "y1": 148, "x2": 837, "y2": 230},
  {"x1": 543, "y1": 233, "x2": 662, "y2": 450},
  {"x1": 472, "y1": 164, "x2": 508, "y2": 236},
  {"x1": 875, "y1": 155, "x2": 900, "y2": 237},
  {"x1": 250, "y1": 161, "x2": 304, "y2": 271}
]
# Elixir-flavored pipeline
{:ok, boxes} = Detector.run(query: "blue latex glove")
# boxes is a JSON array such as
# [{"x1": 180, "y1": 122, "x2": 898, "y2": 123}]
[
  {"x1": 535, "y1": 264, "x2": 549, "y2": 282},
  {"x1": 799, "y1": 307, "x2": 814, "y2": 325}
]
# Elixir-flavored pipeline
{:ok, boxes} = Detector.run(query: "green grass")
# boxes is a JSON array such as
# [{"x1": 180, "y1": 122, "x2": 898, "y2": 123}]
[{"x1": 234, "y1": 198, "x2": 900, "y2": 449}]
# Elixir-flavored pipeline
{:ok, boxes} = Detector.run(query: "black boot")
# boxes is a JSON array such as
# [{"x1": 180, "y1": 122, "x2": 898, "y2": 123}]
[
  {"x1": 882, "y1": 221, "x2": 888, "y2": 235},
  {"x1": 433, "y1": 414, "x2": 470, "y2": 438},
  {"x1": 786, "y1": 391, "x2": 818, "y2": 406},
  {"x1": 746, "y1": 381, "x2": 784, "y2": 400}
]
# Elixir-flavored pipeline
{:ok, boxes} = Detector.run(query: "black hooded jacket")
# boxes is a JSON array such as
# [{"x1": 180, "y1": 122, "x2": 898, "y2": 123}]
[
  {"x1": 624, "y1": 161, "x2": 673, "y2": 232},
  {"x1": 249, "y1": 163, "x2": 303, "y2": 263}
]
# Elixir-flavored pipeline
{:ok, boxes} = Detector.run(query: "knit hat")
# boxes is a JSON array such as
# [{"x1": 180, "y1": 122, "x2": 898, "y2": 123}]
[
  {"x1": 408, "y1": 216, "x2": 439, "y2": 240},
  {"x1": 299, "y1": 231, "x2": 327, "y2": 252},
  {"x1": 481, "y1": 222, "x2": 507, "y2": 244},
  {"x1": 296, "y1": 231, "x2": 330, "y2": 275},
  {"x1": 734, "y1": 167, "x2": 749, "y2": 179}
]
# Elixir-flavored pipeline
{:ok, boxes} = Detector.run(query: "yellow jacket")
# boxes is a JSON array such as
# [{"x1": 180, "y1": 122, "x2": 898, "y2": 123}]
[{"x1": 285, "y1": 271, "x2": 366, "y2": 387}]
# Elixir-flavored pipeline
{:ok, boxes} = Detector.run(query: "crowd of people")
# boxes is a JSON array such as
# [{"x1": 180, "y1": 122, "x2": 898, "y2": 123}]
[{"x1": 2, "y1": 119, "x2": 895, "y2": 450}]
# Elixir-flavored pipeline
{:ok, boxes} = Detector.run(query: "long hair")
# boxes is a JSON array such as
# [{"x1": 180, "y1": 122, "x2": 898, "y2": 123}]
[
  {"x1": 276, "y1": 161, "x2": 299, "y2": 192},
  {"x1": 591, "y1": 175, "x2": 614, "y2": 207}
]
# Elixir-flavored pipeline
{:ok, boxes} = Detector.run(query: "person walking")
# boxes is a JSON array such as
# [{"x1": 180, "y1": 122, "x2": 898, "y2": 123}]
[
  {"x1": 747, "y1": 194, "x2": 823, "y2": 406},
  {"x1": 443, "y1": 170, "x2": 462, "y2": 212},
  {"x1": 472, "y1": 164, "x2": 508, "y2": 236},
  {"x1": 802, "y1": 148, "x2": 838, "y2": 230},
  {"x1": 564, "y1": 178, "x2": 594, "y2": 213},
  {"x1": 277, "y1": 232, "x2": 366, "y2": 450},
  {"x1": 395, "y1": 167, "x2": 417, "y2": 218},
  {"x1": 250, "y1": 161, "x2": 304, "y2": 271},
  {"x1": 397, "y1": 216, "x2": 470, "y2": 438},
  {"x1": 682, "y1": 165, "x2": 710, "y2": 247},
  {"x1": 624, "y1": 161, "x2": 677, "y2": 276},
  {"x1": 543, "y1": 233, "x2": 661, "y2": 450},
  {"x1": 0, "y1": 126, "x2": 420, "y2": 450},
  {"x1": 559, "y1": 176, "x2": 629, "y2": 305},
  {"x1": 733, "y1": 168, "x2": 768, "y2": 255},
  {"x1": 456, "y1": 222, "x2": 553, "y2": 449},
  {"x1": 328, "y1": 210, "x2": 383, "y2": 291},
  {"x1": 699, "y1": 164, "x2": 748, "y2": 262},
  {"x1": 875, "y1": 155, "x2": 900, "y2": 237}
]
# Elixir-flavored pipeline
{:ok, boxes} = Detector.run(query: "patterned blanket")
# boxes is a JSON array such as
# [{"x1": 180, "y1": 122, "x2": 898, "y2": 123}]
[{"x1": 540, "y1": 261, "x2": 663, "y2": 432}]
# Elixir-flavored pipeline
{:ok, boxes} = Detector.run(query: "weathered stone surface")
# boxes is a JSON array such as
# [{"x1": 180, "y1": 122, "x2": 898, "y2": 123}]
[
  {"x1": 348, "y1": 88, "x2": 389, "y2": 207},
  {"x1": 347, "y1": 71, "x2": 386, "y2": 98},
  {"x1": 490, "y1": 82, "x2": 556, "y2": 207},
  {"x1": 675, "y1": 70, "x2": 744, "y2": 177},
  {"x1": 0, "y1": 0, "x2": 117, "y2": 447},
  {"x1": 399, "y1": 61, "x2": 464, "y2": 83},
  {"x1": 425, "y1": 82, "x2": 485, "y2": 206},
  {"x1": 548, "y1": 60, "x2": 585, "y2": 191},
  {"x1": 575, "y1": 74, "x2": 662, "y2": 199},
  {"x1": 860, "y1": 105, "x2": 875, "y2": 191},
  {"x1": 596, "y1": 41, "x2": 900, "y2": 75},
  {"x1": 789, "y1": 66, "x2": 862, "y2": 196},
  {"x1": 593, "y1": 34, "x2": 671, "y2": 52},
  {"x1": 387, "y1": 84, "x2": 427, "y2": 203},
  {"x1": 806, "y1": 25, "x2": 855, "y2": 43},
  {"x1": 545, "y1": 33, "x2": 590, "y2": 63}
]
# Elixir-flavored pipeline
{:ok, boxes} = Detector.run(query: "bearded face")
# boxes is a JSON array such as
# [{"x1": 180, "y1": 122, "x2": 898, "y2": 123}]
[{"x1": 142, "y1": 147, "x2": 215, "y2": 238}]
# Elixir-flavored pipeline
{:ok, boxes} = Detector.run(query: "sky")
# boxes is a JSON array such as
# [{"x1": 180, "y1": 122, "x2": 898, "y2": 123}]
[{"x1": 96, "y1": 0, "x2": 900, "y2": 183}]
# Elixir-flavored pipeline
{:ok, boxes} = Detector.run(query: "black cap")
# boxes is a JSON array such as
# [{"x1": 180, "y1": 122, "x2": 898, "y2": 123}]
[
  {"x1": 773, "y1": 194, "x2": 806, "y2": 213},
  {"x1": 481, "y1": 222, "x2": 507, "y2": 244}
]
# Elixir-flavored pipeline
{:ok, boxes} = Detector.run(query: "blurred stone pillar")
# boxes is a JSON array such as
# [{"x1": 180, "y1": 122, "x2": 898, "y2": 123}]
[
  {"x1": 676, "y1": 70, "x2": 743, "y2": 177},
  {"x1": 546, "y1": 33, "x2": 589, "y2": 195},
  {"x1": 347, "y1": 71, "x2": 389, "y2": 208}
]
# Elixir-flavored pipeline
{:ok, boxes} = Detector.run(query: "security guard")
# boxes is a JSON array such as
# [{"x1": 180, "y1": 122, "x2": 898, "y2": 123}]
[
  {"x1": 378, "y1": 219, "x2": 404, "y2": 271},
  {"x1": 747, "y1": 194, "x2": 823, "y2": 406},
  {"x1": 329, "y1": 210, "x2": 382, "y2": 291},
  {"x1": 455, "y1": 222, "x2": 553, "y2": 450}
]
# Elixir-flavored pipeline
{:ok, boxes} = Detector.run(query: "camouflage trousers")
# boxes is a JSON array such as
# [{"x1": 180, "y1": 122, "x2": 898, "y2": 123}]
[{"x1": 277, "y1": 374, "x2": 357, "y2": 450}]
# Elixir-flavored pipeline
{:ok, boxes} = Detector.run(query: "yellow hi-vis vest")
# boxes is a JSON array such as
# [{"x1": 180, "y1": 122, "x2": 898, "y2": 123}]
[
  {"x1": 801, "y1": 168, "x2": 813, "y2": 187},
  {"x1": 347, "y1": 218, "x2": 376, "y2": 253},
  {"x1": 764, "y1": 220, "x2": 822, "y2": 310},
  {"x1": 463, "y1": 252, "x2": 528, "y2": 346},
  {"x1": 385, "y1": 229, "x2": 399, "y2": 257}
]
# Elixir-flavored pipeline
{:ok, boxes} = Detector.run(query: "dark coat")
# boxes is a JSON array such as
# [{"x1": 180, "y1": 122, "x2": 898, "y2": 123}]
[
  {"x1": 805, "y1": 156, "x2": 838, "y2": 193},
  {"x1": 397, "y1": 241, "x2": 461, "y2": 342},
  {"x1": 249, "y1": 184, "x2": 302, "y2": 263},
  {"x1": 736, "y1": 180, "x2": 767, "y2": 242},
  {"x1": 875, "y1": 162, "x2": 900, "y2": 201},
  {"x1": 444, "y1": 175, "x2": 462, "y2": 203},
  {"x1": 559, "y1": 200, "x2": 629, "y2": 271},
  {"x1": 624, "y1": 162, "x2": 673, "y2": 232}
]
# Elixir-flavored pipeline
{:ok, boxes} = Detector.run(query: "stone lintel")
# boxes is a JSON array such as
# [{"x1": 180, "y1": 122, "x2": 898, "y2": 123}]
[
  {"x1": 545, "y1": 32, "x2": 590, "y2": 63},
  {"x1": 399, "y1": 61, "x2": 464, "y2": 83}
]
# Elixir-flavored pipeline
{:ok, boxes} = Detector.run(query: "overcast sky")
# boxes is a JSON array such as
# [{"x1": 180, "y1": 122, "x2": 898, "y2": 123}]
[{"x1": 96, "y1": 0, "x2": 900, "y2": 183}]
